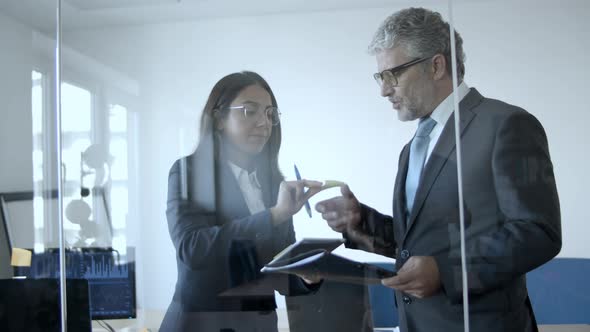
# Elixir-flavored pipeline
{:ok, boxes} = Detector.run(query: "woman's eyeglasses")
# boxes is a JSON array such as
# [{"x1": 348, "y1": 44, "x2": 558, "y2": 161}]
[{"x1": 228, "y1": 104, "x2": 281, "y2": 126}]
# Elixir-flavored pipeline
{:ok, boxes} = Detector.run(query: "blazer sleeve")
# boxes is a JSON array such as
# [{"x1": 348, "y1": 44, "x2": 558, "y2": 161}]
[
  {"x1": 167, "y1": 159, "x2": 319, "y2": 296},
  {"x1": 436, "y1": 110, "x2": 562, "y2": 303},
  {"x1": 344, "y1": 204, "x2": 397, "y2": 258},
  {"x1": 167, "y1": 159, "x2": 278, "y2": 270},
  {"x1": 268, "y1": 210, "x2": 321, "y2": 296}
]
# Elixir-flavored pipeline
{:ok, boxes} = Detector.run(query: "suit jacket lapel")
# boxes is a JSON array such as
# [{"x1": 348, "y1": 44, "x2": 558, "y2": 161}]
[
  {"x1": 404, "y1": 88, "x2": 482, "y2": 233},
  {"x1": 394, "y1": 144, "x2": 411, "y2": 234}
]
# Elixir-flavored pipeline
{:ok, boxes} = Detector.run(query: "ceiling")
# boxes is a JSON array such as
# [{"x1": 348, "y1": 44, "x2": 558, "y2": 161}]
[{"x1": 0, "y1": 0, "x2": 424, "y2": 32}]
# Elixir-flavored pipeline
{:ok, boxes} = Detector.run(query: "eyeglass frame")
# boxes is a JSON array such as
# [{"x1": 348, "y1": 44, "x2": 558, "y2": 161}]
[
  {"x1": 373, "y1": 56, "x2": 432, "y2": 87},
  {"x1": 227, "y1": 104, "x2": 281, "y2": 126}
]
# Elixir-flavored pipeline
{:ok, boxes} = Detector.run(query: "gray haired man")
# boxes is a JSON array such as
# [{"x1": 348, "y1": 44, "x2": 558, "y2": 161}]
[{"x1": 316, "y1": 7, "x2": 561, "y2": 332}]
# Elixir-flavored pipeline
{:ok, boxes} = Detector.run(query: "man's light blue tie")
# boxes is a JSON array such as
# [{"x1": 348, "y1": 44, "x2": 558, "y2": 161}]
[{"x1": 405, "y1": 117, "x2": 437, "y2": 220}]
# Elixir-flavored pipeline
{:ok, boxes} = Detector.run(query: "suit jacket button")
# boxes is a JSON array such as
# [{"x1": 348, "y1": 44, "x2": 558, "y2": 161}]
[
  {"x1": 403, "y1": 295, "x2": 412, "y2": 304},
  {"x1": 400, "y1": 250, "x2": 410, "y2": 259}
]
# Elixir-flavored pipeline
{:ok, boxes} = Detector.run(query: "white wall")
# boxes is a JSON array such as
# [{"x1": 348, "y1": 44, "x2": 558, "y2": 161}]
[
  {"x1": 0, "y1": 12, "x2": 35, "y2": 248},
  {"x1": 0, "y1": 12, "x2": 34, "y2": 193},
  {"x1": 61, "y1": 0, "x2": 590, "y2": 314}
]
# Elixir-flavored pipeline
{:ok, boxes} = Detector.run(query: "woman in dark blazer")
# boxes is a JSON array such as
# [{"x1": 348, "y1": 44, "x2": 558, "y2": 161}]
[{"x1": 160, "y1": 71, "x2": 321, "y2": 332}]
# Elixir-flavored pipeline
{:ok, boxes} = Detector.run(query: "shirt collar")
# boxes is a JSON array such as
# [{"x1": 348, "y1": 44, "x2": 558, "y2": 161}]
[
  {"x1": 428, "y1": 81, "x2": 470, "y2": 126},
  {"x1": 228, "y1": 161, "x2": 262, "y2": 189}
]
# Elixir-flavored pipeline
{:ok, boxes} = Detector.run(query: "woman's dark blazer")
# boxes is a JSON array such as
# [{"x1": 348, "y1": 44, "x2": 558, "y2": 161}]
[{"x1": 161, "y1": 142, "x2": 312, "y2": 327}]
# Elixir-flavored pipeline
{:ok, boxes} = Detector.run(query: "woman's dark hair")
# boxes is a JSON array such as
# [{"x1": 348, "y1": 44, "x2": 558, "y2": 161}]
[{"x1": 197, "y1": 71, "x2": 283, "y2": 180}]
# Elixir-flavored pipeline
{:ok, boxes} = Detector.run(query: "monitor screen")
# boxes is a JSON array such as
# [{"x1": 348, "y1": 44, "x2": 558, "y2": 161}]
[
  {"x1": 0, "y1": 195, "x2": 13, "y2": 279},
  {"x1": 28, "y1": 247, "x2": 137, "y2": 320},
  {"x1": 0, "y1": 278, "x2": 91, "y2": 332}
]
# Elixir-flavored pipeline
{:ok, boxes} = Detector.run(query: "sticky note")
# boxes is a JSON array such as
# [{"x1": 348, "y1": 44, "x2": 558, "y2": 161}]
[
  {"x1": 11, "y1": 248, "x2": 32, "y2": 267},
  {"x1": 322, "y1": 180, "x2": 347, "y2": 190}
]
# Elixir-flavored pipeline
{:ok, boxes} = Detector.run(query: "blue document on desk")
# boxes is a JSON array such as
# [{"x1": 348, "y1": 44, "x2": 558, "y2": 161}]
[{"x1": 261, "y1": 238, "x2": 396, "y2": 285}]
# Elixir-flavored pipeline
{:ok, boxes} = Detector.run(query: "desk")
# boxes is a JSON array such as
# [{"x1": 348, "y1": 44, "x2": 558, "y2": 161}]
[{"x1": 91, "y1": 309, "x2": 163, "y2": 332}]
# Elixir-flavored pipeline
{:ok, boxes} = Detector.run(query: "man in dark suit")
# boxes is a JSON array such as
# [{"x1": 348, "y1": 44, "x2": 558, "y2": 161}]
[{"x1": 316, "y1": 7, "x2": 561, "y2": 332}]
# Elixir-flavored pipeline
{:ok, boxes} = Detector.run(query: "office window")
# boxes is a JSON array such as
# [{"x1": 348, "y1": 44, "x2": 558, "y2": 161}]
[
  {"x1": 31, "y1": 70, "x2": 136, "y2": 249},
  {"x1": 60, "y1": 82, "x2": 94, "y2": 244},
  {"x1": 108, "y1": 104, "x2": 131, "y2": 252},
  {"x1": 31, "y1": 70, "x2": 46, "y2": 246}
]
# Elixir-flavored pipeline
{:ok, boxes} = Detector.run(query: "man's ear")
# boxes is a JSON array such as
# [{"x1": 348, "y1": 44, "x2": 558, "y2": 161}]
[{"x1": 431, "y1": 54, "x2": 447, "y2": 81}]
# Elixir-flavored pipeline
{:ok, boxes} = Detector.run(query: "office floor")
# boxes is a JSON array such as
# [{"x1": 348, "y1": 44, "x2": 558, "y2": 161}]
[
  {"x1": 90, "y1": 309, "x2": 590, "y2": 332},
  {"x1": 539, "y1": 326, "x2": 590, "y2": 332},
  {"x1": 92, "y1": 325, "x2": 589, "y2": 332}
]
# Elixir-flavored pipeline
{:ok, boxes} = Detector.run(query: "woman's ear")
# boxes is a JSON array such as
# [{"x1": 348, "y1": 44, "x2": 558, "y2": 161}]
[{"x1": 213, "y1": 109, "x2": 225, "y2": 131}]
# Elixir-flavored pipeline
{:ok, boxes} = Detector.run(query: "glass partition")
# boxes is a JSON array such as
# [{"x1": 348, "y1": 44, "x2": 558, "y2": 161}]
[
  {"x1": 3, "y1": 0, "x2": 588, "y2": 331},
  {"x1": 455, "y1": 0, "x2": 590, "y2": 330},
  {"x1": 0, "y1": 1, "x2": 85, "y2": 331},
  {"x1": 57, "y1": 1, "x2": 463, "y2": 331}
]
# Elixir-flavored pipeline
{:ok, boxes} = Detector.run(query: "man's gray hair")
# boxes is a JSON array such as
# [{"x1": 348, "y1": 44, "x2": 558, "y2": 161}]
[{"x1": 368, "y1": 7, "x2": 466, "y2": 80}]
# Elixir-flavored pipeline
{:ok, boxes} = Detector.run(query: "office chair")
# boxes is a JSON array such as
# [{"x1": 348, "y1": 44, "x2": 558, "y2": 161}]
[
  {"x1": 367, "y1": 263, "x2": 399, "y2": 329},
  {"x1": 526, "y1": 258, "x2": 590, "y2": 324}
]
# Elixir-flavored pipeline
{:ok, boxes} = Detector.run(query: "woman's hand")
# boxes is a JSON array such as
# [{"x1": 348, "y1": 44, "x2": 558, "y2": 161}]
[{"x1": 271, "y1": 180, "x2": 323, "y2": 224}]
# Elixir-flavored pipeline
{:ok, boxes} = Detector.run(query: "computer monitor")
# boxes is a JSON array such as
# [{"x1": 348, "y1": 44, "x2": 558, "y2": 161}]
[
  {"x1": 0, "y1": 278, "x2": 92, "y2": 332},
  {"x1": 28, "y1": 247, "x2": 137, "y2": 320},
  {"x1": 0, "y1": 195, "x2": 13, "y2": 279}
]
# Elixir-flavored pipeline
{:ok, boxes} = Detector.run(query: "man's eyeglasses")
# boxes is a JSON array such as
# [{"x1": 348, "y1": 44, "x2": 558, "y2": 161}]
[
  {"x1": 373, "y1": 57, "x2": 431, "y2": 87},
  {"x1": 228, "y1": 104, "x2": 281, "y2": 126}
]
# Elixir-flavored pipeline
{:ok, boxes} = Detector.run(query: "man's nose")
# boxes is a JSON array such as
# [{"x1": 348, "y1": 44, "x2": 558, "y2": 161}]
[{"x1": 381, "y1": 82, "x2": 394, "y2": 98}]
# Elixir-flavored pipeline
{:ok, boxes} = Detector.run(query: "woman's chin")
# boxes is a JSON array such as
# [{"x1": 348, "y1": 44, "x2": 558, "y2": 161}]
[
  {"x1": 242, "y1": 142, "x2": 266, "y2": 155},
  {"x1": 246, "y1": 138, "x2": 269, "y2": 152}
]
